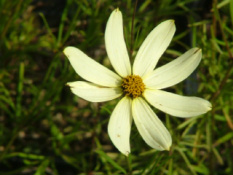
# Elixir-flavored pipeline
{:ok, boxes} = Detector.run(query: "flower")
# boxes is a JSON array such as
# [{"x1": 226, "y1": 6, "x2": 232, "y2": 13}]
[{"x1": 63, "y1": 8, "x2": 212, "y2": 156}]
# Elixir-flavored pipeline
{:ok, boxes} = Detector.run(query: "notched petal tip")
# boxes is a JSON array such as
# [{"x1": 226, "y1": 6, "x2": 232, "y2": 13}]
[
  {"x1": 193, "y1": 48, "x2": 202, "y2": 54},
  {"x1": 115, "y1": 8, "x2": 120, "y2": 12},
  {"x1": 124, "y1": 151, "x2": 130, "y2": 156},
  {"x1": 164, "y1": 19, "x2": 175, "y2": 27},
  {"x1": 163, "y1": 137, "x2": 172, "y2": 151},
  {"x1": 191, "y1": 48, "x2": 202, "y2": 60},
  {"x1": 160, "y1": 19, "x2": 176, "y2": 30},
  {"x1": 167, "y1": 19, "x2": 175, "y2": 23},
  {"x1": 63, "y1": 46, "x2": 72, "y2": 56},
  {"x1": 165, "y1": 144, "x2": 171, "y2": 151},
  {"x1": 66, "y1": 82, "x2": 73, "y2": 87},
  {"x1": 206, "y1": 101, "x2": 212, "y2": 111},
  {"x1": 112, "y1": 8, "x2": 121, "y2": 15},
  {"x1": 63, "y1": 47, "x2": 78, "y2": 60},
  {"x1": 201, "y1": 98, "x2": 212, "y2": 113}
]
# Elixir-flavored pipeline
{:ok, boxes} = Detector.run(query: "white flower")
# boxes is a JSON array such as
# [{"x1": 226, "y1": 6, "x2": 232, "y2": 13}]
[{"x1": 64, "y1": 9, "x2": 212, "y2": 156}]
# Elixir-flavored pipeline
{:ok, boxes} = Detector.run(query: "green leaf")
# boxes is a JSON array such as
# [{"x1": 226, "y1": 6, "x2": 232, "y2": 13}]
[
  {"x1": 34, "y1": 159, "x2": 50, "y2": 175},
  {"x1": 214, "y1": 132, "x2": 233, "y2": 146}
]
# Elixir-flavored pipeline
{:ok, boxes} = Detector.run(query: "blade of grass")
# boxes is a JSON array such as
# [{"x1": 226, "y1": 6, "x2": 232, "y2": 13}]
[{"x1": 16, "y1": 62, "x2": 24, "y2": 117}]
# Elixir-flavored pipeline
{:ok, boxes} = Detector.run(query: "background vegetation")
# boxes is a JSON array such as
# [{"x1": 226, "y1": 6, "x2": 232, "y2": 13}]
[{"x1": 0, "y1": 0, "x2": 233, "y2": 174}]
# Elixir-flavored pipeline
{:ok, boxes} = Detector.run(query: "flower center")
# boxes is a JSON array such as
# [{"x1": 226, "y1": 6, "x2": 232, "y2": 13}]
[{"x1": 122, "y1": 75, "x2": 145, "y2": 98}]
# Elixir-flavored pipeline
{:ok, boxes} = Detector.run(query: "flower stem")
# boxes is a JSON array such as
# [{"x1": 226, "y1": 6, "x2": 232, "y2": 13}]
[{"x1": 130, "y1": 0, "x2": 138, "y2": 62}]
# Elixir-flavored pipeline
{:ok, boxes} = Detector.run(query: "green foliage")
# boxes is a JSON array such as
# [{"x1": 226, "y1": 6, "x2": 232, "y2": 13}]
[{"x1": 0, "y1": 0, "x2": 233, "y2": 174}]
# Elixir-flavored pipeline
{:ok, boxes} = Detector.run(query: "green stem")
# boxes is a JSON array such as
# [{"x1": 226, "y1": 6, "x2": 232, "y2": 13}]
[
  {"x1": 127, "y1": 154, "x2": 132, "y2": 175},
  {"x1": 130, "y1": 0, "x2": 138, "y2": 63}
]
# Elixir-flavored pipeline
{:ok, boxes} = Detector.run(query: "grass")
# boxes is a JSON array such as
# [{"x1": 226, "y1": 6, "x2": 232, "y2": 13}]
[{"x1": 0, "y1": 0, "x2": 233, "y2": 174}]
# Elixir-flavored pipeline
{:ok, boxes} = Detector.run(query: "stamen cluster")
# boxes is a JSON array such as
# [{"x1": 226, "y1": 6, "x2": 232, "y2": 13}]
[{"x1": 122, "y1": 75, "x2": 145, "y2": 98}]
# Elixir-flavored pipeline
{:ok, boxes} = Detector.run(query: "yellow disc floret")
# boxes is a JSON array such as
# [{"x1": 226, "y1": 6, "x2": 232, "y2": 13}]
[{"x1": 122, "y1": 75, "x2": 145, "y2": 98}]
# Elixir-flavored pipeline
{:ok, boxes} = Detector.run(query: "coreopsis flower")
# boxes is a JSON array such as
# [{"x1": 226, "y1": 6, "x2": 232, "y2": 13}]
[{"x1": 64, "y1": 9, "x2": 211, "y2": 156}]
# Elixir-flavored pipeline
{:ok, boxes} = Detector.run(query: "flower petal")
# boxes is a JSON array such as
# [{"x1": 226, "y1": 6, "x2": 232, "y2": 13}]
[
  {"x1": 144, "y1": 48, "x2": 202, "y2": 89},
  {"x1": 132, "y1": 97, "x2": 172, "y2": 151},
  {"x1": 67, "y1": 81, "x2": 122, "y2": 102},
  {"x1": 108, "y1": 97, "x2": 132, "y2": 156},
  {"x1": 64, "y1": 46, "x2": 121, "y2": 87},
  {"x1": 133, "y1": 20, "x2": 175, "y2": 78},
  {"x1": 105, "y1": 9, "x2": 131, "y2": 77},
  {"x1": 144, "y1": 89, "x2": 212, "y2": 118}
]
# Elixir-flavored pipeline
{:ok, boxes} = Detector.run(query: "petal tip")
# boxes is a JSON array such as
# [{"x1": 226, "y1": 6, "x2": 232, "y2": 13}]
[
  {"x1": 124, "y1": 151, "x2": 130, "y2": 156},
  {"x1": 63, "y1": 46, "x2": 73, "y2": 57},
  {"x1": 164, "y1": 138, "x2": 172, "y2": 151},
  {"x1": 170, "y1": 19, "x2": 175, "y2": 23},
  {"x1": 165, "y1": 146, "x2": 171, "y2": 151},
  {"x1": 194, "y1": 48, "x2": 202, "y2": 54},
  {"x1": 202, "y1": 99, "x2": 212, "y2": 112},
  {"x1": 66, "y1": 82, "x2": 73, "y2": 87},
  {"x1": 207, "y1": 101, "x2": 212, "y2": 111},
  {"x1": 113, "y1": 8, "x2": 121, "y2": 15},
  {"x1": 166, "y1": 19, "x2": 175, "y2": 25},
  {"x1": 162, "y1": 19, "x2": 175, "y2": 26}
]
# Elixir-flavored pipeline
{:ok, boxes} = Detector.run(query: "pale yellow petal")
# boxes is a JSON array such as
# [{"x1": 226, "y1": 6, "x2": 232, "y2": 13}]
[
  {"x1": 108, "y1": 97, "x2": 132, "y2": 156},
  {"x1": 144, "y1": 89, "x2": 212, "y2": 118},
  {"x1": 67, "y1": 81, "x2": 122, "y2": 102},
  {"x1": 133, "y1": 20, "x2": 175, "y2": 77},
  {"x1": 132, "y1": 97, "x2": 172, "y2": 151},
  {"x1": 144, "y1": 48, "x2": 202, "y2": 89},
  {"x1": 105, "y1": 9, "x2": 131, "y2": 77},
  {"x1": 64, "y1": 46, "x2": 121, "y2": 87}
]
